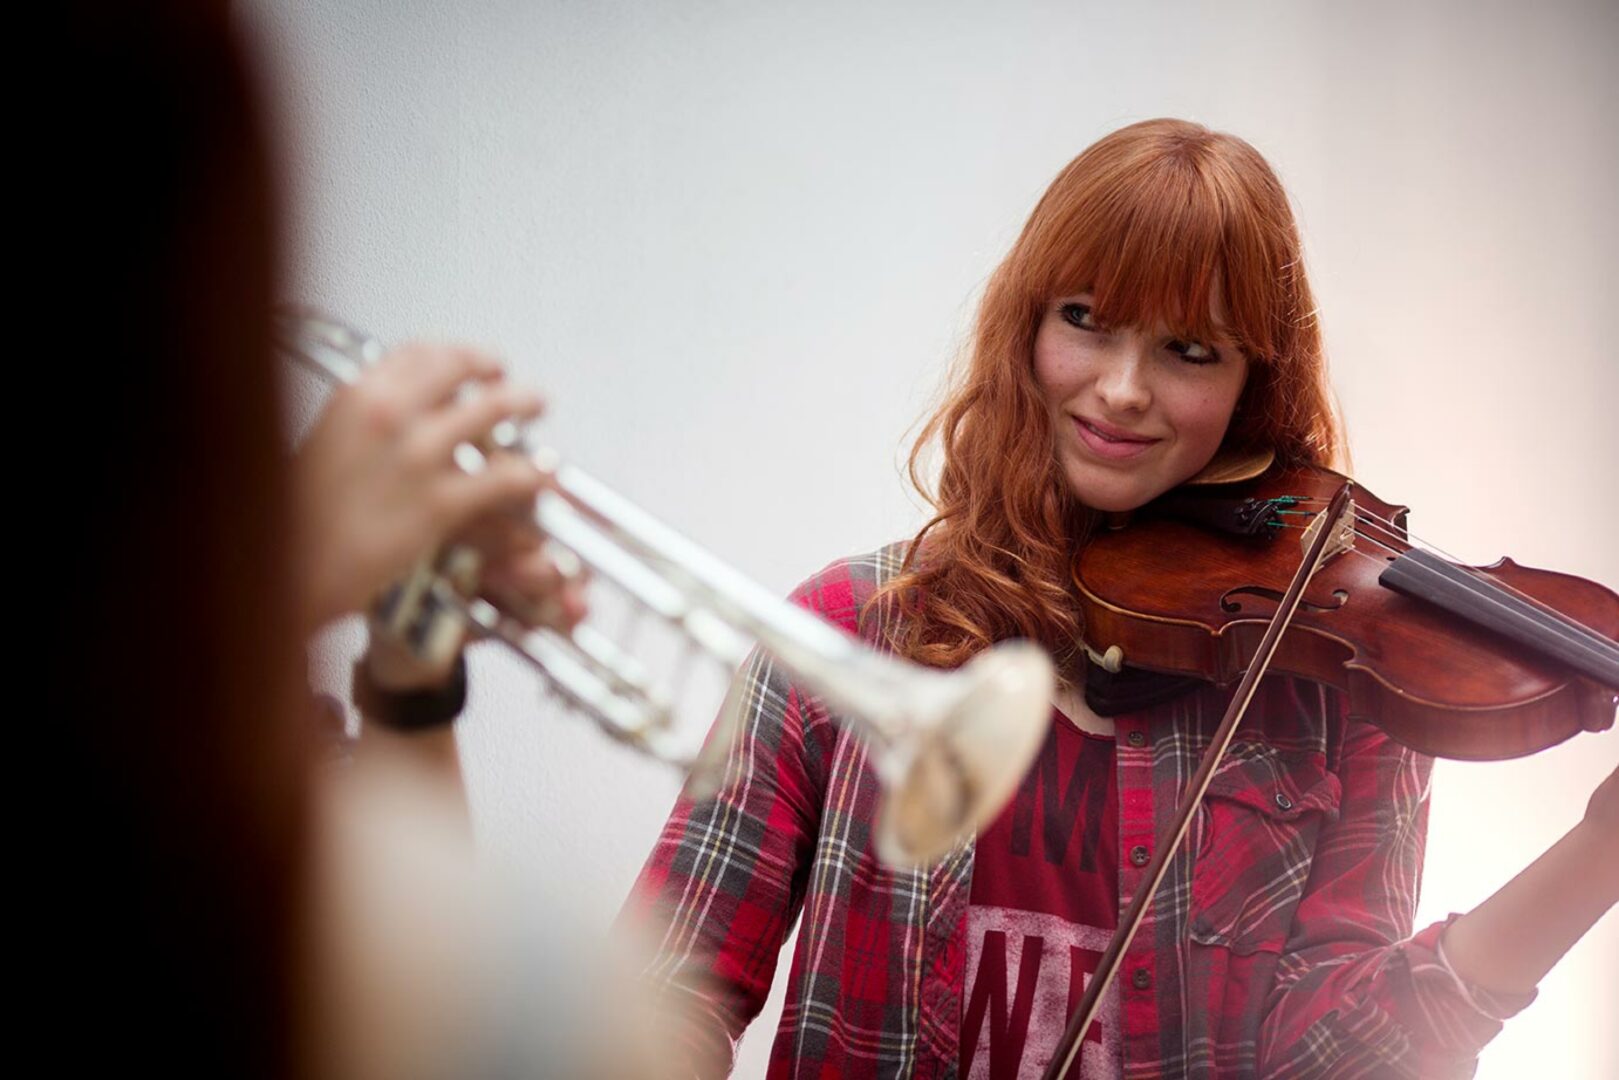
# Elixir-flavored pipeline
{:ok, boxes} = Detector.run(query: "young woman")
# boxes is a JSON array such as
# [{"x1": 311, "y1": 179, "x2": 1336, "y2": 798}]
[{"x1": 624, "y1": 118, "x2": 1618, "y2": 1078}]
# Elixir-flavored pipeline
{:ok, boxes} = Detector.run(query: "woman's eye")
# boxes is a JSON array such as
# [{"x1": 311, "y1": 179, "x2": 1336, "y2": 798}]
[
  {"x1": 1060, "y1": 302, "x2": 1098, "y2": 330},
  {"x1": 1167, "y1": 338, "x2": 1219, "y2": 365}
]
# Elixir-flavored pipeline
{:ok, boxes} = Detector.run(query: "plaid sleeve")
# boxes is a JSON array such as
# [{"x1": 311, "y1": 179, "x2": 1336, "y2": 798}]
[
  {"x1": 619, "y1": 563, "x2": 868, "y2": 1075},
  {"x1": 1255, "y1": 720, "x2": 1536, "y2": 1078}
]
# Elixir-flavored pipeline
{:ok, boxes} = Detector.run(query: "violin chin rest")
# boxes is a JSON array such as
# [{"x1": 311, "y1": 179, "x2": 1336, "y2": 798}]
[{"x1": 1187, "y1": 446, "x2": 1276, "y2": 487}]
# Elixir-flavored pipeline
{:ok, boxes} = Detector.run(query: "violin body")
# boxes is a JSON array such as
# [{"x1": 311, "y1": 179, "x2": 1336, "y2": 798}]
[{"x1": 1074, "y1": 464, "x2": 1619, "y2": 761}]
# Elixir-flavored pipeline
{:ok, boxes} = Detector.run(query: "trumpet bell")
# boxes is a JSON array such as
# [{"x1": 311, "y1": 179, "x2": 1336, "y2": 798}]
[{"x1": 874, "y1": 641, "x2": 1054, "y2": 867}]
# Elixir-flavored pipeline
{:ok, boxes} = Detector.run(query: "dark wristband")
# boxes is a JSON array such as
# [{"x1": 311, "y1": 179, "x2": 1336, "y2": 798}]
[{"x1": 350, "y1": 653, "x2": 468, "y2": 732}]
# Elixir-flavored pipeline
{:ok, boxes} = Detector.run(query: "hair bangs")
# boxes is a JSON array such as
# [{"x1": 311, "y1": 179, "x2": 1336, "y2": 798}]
[{"x1": 1021, "y1": 139, "x2": 1294, "y2": 364}]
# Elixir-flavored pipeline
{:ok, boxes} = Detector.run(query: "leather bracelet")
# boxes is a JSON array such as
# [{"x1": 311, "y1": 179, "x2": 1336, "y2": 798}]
[{"x1": 350, "y1": 653, "x2": 468, "y2": 732}]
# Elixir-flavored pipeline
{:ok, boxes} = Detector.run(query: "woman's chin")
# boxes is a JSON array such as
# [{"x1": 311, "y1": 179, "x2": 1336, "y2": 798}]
[
  {"x1": 1064, "y1": 468, "x2": 1164, "y2": 514},
  {"x1": 1082, "y1": 492, "x2": 1151, "y2": 514}
]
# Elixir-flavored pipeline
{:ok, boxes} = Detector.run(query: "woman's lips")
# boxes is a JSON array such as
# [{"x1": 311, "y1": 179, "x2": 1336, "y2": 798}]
[{"x1": 1071, "y1": 416, "x2": 1161, "y2": 460}]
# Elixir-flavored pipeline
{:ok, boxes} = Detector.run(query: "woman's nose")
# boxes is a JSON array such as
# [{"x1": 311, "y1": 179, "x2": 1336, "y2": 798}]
[{"x1": 1095, "y1": 340, "x2": 1152, "y2": 412}]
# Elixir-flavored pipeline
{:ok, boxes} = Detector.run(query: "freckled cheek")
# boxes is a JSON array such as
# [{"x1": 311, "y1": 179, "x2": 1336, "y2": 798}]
[
  {"x1": 1032, "y1": 338, "x2": 1094, "y2": 408},
  {"x1": 1169, "y1": 389, "x2": 1240, "y2": 450},
  {"x1": 1032, "y1": 351, "x2": 1073, "y2": 409}
]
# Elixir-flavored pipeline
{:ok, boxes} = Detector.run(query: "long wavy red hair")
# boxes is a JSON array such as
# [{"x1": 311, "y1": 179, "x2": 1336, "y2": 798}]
[{"x1": 868, "y1": 119, "x2": 1342, "y2": 677}]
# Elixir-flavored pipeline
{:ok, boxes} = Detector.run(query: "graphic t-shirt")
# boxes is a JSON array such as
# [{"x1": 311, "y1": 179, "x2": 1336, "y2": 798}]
[{"x1": 960, "y1": 710, "x2": 1121, "y2": 1079}]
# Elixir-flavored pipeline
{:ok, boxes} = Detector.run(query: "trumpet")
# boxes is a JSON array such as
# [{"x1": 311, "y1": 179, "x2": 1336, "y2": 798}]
[{"x1": 275, "y1": 310, "x2": 1054, "y2": 866}]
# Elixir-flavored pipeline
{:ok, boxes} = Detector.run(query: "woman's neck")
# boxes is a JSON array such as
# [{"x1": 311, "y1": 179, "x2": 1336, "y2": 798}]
[{"x1": 1053, "y1": 681, "x2": 1116, "y2": 738}]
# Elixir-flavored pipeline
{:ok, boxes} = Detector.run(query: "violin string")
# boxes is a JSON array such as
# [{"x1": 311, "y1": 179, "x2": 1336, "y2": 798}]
[
  {"x1": 1283, "y1": 496, "x2": 1567, "y2": 610},
  {"x1": 1268, "y1": 512, "x2": 1616, "y2": 658},
  {"x1": 1256, "y1": 495, "x2": 1599, "y2": 647},
  {"x1": 1282, "y1": 497, "x2": 1616, "y2": 650},
  {"x1": 1280, "y1": 510, "x2": 1605, "y2": 644},
  {"x1": 1269, "y1": 519, "x2": 1612, "y2": 660}
]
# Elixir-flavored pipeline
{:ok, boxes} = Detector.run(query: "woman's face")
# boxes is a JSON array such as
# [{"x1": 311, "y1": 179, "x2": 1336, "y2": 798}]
[{"x1": 1033, "y1": 294, "x2": 1249, "y2": 512}]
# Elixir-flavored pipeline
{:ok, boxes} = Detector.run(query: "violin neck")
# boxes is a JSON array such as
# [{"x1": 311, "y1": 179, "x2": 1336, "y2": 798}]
[{"x1": 1379, "y1": 549, "x2": 1619, "y2": 686}]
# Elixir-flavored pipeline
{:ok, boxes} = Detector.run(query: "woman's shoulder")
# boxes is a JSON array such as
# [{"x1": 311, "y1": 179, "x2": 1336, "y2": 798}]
[{"x1": 787, "y1": 540, "x2": 914, "y2": 636}]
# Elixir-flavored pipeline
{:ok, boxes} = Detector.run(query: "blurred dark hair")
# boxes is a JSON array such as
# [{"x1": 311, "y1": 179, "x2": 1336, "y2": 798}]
[{"x1": 50, "y1": 2, "x2": 307, "y2": 1073}]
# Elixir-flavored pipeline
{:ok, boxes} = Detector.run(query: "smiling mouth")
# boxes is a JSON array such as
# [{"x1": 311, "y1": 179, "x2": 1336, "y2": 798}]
[
  {"x1": 1072, "y1": 416, "x2": 1161, "y2": 460},
  {"x1": 1079, "y1": 419, "x2": 1156, "y2": 443}
]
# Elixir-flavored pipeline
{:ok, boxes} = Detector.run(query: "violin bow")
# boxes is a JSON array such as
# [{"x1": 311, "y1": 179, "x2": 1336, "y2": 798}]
[{"x1": 1041, "y1": 480, "x2": 1356, "y2": 1080}]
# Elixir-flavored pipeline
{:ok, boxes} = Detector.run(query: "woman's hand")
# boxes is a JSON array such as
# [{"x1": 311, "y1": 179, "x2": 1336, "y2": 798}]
[
  {"x1": 1440, "y1": 756, "x2": 1619, "y2": 995},
  {"x1": 295, "y1": 342, "x2": 547, "y2": 629}
]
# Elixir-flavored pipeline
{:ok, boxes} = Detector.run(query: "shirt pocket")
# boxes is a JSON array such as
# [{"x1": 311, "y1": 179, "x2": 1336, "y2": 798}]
[{"x1": 1187, "y1": 743, "x2": 1342, "y2": 956}]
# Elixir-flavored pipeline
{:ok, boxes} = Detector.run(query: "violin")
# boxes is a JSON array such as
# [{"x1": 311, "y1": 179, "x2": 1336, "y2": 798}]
[
  {"x1": 1044, "y1": 462, "x2": 1618, "y2": 1078},
  {"x1": 1073, "y1": 461, "x2": 1619, "y2": 760}
]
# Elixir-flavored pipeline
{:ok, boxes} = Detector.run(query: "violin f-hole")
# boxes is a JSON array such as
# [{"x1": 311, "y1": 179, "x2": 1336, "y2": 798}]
[{"x1": 1220, "y1": 586, "x2": 1350, "y2": 615}]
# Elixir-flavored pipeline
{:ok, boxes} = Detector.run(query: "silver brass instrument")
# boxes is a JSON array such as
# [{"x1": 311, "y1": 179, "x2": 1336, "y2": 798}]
[{"x1": 276, "y1": 310, "x2": 1054, "y2": 866}]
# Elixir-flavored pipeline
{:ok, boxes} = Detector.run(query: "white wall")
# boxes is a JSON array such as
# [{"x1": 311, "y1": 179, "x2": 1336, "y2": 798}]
[{"x1": 246, "y1": 2, "x2": 1618, "y2": 1075}]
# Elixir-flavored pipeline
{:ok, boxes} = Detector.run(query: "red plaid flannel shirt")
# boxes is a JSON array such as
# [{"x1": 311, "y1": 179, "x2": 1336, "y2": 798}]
[{"x1": 624, "y1": 545, "x2": 1534, "y2": 1077}]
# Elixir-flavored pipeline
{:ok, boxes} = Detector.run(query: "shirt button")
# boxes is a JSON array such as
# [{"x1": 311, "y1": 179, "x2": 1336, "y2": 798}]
[
  {"x1": 1127, "y1": 730, "x2": 1146, "y2": 748},
  {"x1": 1274, "y1": 792, "x2": 1294, "y2": 811},
  {"x1": 1129, "y1": 844, "x2": 1150, "y2": 867},
  {"x1": 1131, "y1": 968, "x2": 1152, "y2": 990}
]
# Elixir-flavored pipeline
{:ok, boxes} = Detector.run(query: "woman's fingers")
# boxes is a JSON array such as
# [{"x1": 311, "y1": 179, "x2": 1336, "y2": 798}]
[
  {"x1": 415, "y1": 383, "x2": 546, "y2": 465},
  {"x1": 454, "y1": 505, "x2": 546, "y2": 560},
  {"x1": 479, "y1": 541, "x2": 588, "y2": 633},
  {"x1": 431, "y1": 453, "x2": 547, "y2": 534},
  {"x1": 385, "y1": 342, "x2": 506, "y2": 409},
  {"x1": 295, "y1": 332, "x2": 561, "y2": 628}
]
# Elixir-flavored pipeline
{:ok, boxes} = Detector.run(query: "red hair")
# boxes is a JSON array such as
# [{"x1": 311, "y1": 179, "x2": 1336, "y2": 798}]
[
  {"x1": 54, "y1": 3, "x2": 309, "y2": 1073},
  {"x1": 868, "y1": 119, "x2": 1342, "y2": 676}
]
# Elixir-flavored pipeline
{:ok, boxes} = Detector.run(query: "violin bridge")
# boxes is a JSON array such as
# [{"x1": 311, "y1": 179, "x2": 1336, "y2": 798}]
[{"x1": 1300, "y1": 497, "x2": 1356, "y2": 564}]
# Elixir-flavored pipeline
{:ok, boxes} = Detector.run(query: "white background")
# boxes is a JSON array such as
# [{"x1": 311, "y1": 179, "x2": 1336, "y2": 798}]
[{"x1": 245, "y1": 1, "x2": 1618, "y2": 1075}]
